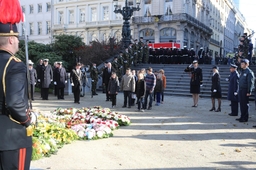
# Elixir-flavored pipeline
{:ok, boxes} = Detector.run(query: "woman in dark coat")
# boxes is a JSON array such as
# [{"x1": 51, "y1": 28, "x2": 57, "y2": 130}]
[
  {"x1": 210, "y1": 66, "x2": 222, "y2": 112},
  {"x1": 227, "y1": 64, "x2": 239, "y2": 116},
  {"x1": 184, "y1": 60, "x2": 203, "y2": 107},
  {"x1": 135, "y1": 73, "x2": 146, "y2": 111},
  {"x1": 108, "y1": 72, "x2": 119, "y2": 108}
]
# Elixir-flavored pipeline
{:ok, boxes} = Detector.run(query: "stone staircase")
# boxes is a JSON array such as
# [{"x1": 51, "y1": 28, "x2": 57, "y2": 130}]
[{"x1": 132, "y1": 64, "x2": 256, "y2": 100}]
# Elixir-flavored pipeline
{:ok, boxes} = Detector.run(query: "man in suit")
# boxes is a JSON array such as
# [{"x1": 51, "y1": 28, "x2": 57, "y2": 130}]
[
  {"x1": 53, "y1": 62, "x2": 67, "y2": 100},
  {"x1": 70, "y1": 63, "x2": 82, "y2": 104},
  {"x1": 90, "y1": 63, "x2": 99, "y2": 95},
  {"x1": 28, "y1": 60, "x2": 37, "y2": 100},
  {"x1": 0, "y1": 0, "x2": 36, "y2": 168},
  {"x1": 102, "y1": 62, "x2": 116, "y2": 101},
  {"x1": 38, "y1": 59, "x2": 53, "y2": 100}
]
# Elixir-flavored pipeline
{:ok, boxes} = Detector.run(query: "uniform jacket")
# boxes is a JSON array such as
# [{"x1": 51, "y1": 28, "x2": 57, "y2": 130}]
[
  {"x1": 211, "y1": 73, "x2": 221, "y2": 92},
  {"x1": 135, "y1": 79, "x2": 146, "y2": 98},
  {"x1": 0, "y1": 50, "x2": 32, "y2": 150},
  {"x1": 90, "y1": 67, "x2": 98, "y2": 81},
  {"x1": 102, "y1": 67, "x2": 116, "y2": 85},
  {"x1": 184, "y1": 67, "x2": 203, "y2": 86},
  {"x1": 239, "y1": 67, "x2": 255, "y2": 94},
  {"x1": 107, "y1": 77, "x2": 119, "y2": 94},
  {"x1": 29, "y1": 68, "x2": 37, "y2": 85},
  {"x1": 120, "y1": 73, "x2": 135, "y2": 92},
  {"x1": 228, "y1": 71, "x2": 239, "y2": 101},
  {"x1": 53, "y1": 67, "x2": 67, "y2": 88},
  {"x1": 70, "y1": 69, "x2": 82, "y2": 91},
  {"x1": 39, "y1": 64, "x2": 53, "y2": 88}
]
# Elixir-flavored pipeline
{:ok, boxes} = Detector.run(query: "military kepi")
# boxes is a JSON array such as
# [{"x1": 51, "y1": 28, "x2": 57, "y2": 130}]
[{"x1": 0, "y1": 0, "x2": 24, "y2": 36}]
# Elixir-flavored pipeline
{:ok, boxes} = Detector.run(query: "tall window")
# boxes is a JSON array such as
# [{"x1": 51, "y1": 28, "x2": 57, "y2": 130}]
[
  {"x1": 79, "y1": 9, "x2": 85, "y2": 23},
  {"x1": 38, "y1": 4, "x2": 42, "y2": 13},
  {"x1": 103, "y1": 6, "x2": 109, "y2": 20},
  {"x1": 144, "y1": 0, "x2": 152, "y2": 17},
  {"x1": 22, "y1": 6, "x2": 25, "y2": 13},
  {"x1": 46, "y1": 2, "x2": 51, "y2": 12},
  {"x1": 165, "y1": 0, "x2": 173, "y2": 15},
  {"x1": 29, "y1": 23, "x2": 34, "y2": 35},
  {"x1": 92, "y1": 33, "x2": 97, "y2": 41},
  {"x1": 21, "y1": 24, "x2": 25, "y2": 35},
  {"x1": 115, "y1": 5, "x2": 122, "y2": 20},
  {"x1": 46, "y1": 21, "x2": 51, "y2": 34},
  {"x1": 69, "y1": 10, "x2": 74, "y2": 24},
  {"x1": 91, "y1": 7, "x2": 97, "y2": 21},
  {"x1": 38, "y1": 22, "x2": 42, "y2": 35},
  {"x1": 29, "y1": 5, "x2": 34, "y2": 14},
  {"x1": 58, "y1": 11, "x2": 64, "y2": 24}
]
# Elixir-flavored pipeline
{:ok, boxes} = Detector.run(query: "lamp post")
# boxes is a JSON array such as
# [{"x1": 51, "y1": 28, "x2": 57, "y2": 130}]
[{"x1": 113, "y1": 0, "x2": 141, "y2": 48}]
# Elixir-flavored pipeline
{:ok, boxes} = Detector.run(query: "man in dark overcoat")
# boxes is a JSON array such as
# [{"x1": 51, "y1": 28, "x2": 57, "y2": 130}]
[
  {"x1": 227, "y1": 64, "x2": 239, "y2": 116},
  {"x1": 70, "y1": 63, "x2": 82, "y2": 104},
  {"x1": 38, "y1": 59, "x2": 53, "y2": 100},
  {"x1": 28, "y1": 60, "x2": 37, "y2": 100},
  {"x1": 53, "y1": 62, "x2": 67, "y2": 99},
  {"x1": 102, "y1": 62, "x2": 116, "y2": 101},
  {"x1": 90, "y1": 63, "x2": 99, "y2": 95}
]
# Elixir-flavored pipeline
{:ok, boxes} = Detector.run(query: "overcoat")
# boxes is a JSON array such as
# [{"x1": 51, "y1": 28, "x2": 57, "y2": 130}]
[
  {"x1": 39, "y1": 64, "x2": 53, "y2": 88},
  {"x1": 53, "y1": 67, "x2": 67, "y2": 88},
  {"x1": 227, "y1": 71, "x2": 239, "y2": 101}
]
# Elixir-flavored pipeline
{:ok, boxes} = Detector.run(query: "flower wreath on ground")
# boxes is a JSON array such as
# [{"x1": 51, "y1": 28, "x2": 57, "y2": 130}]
[{"x1": 32, "y1": 106, "x2": 131, "y2": 160}]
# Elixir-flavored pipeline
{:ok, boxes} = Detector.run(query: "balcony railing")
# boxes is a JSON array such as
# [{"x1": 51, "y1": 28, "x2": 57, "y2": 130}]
[
  {"x1": 132, "y1": 13, "x2": 213, "y2": 35},
  {"x1": 210, "y1": 38, "x2": 220, "y2": 46}
]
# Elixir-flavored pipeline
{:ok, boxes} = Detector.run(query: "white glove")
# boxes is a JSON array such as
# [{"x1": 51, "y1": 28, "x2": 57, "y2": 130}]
[
  {"x1": 30, "y1": 111, "x2": 38, "y2": 125},
  {"x1": 124, "y1": 61, "x2": 127, "y2": 63},
  {"x1": 71, "y1": 83, "x2": 74, "y2": 86},
  {"x1": 34, "y1": 82, "x2": 36, "y2": 85},
  {"x1": 54, "y1": 82, "x2": 57, "y2": 85},
  {"x1": 51, "y1": 79, "x2": 53, "y2": 82},
  {"x1": 91, "y1": 80, "x2": 94, "y2": 82},
  {"x1": 213, "y1": 89, "x2": 217, "y2": 92},
  {"x1": 234, "y1": 92, "x2": 238, "y2": 96},
  {"x1": 38, "y1": 79, "x2": 40, "y2": 82},
  {"x1": 65, "y1": 80, "x2": 67, "y2": 83},
  {"x1": 120, "y1": 66, "x2": 123, "y2": 69},
  {"x1": 225, "y1": 78, "x2": 229, "y2": 81},
  {"x1": 200, "y1": 84, "x2": 203, "y2": 87}
]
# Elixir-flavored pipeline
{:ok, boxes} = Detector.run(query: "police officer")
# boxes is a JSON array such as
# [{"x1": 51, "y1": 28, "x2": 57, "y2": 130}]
[
  {"x1": 236, "y1": 59, "x2": 255, "y2": 122},
  {"x1": 53, "y1": 62, "x2": 67, "y2": 99},
  {"x1": 227, "y1": 64, "x2": 239, "y2": 116},
  {"x1": 0, "y1": 0, "x2": 35, "y2": 168},
  {"x1": 28, "y1": 60, "x2": 37, "y2": 100},
  {"x1": 90, "y1": 63, "x2": 99, "y2": 95},
  {"x1": 38, "y1": 59, "x2": 53, "y2": 100}
]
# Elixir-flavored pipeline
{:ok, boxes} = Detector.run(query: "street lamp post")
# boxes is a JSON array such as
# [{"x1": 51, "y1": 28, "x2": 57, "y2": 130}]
[{"x1": 113, "y1": 0, "x2": 141, "y2": 48}]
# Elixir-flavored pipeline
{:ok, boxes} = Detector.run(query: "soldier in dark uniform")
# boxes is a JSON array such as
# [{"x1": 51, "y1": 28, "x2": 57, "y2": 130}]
[
  {"x1": 0, "y1": 0, "x2": 35, "y2": 168},
  {"x1": 227, "y1": 64, "x2": 239, "y2": 116},
  {"x1": 112, "y1": 56, "x2": 122, "y2": 79},
  {"x1": 100, "y1": 62, "x2": 108, "y2": 93},
  {"x1": 236, "y1": 59, "x2": 255, "y2": 123},
  {"x1": 38, "y1": 59, "x2": 53, "y2": 100},
  {"x1": 102, "y1": 62, "x2": 116, "y2": 101},
  {"x1": 118, "y1": 51, "x2": 124, "y2": 75},
  {"x1": 143, "y1": 40, "x2": 150, "y2": 63},
  {"x1": 138, "y1": 37, "x2": 144, "y2": 64},
  {"x1": 198, "y1": 47, "x2": 205, "y2": 64},
  {"x1": 36, "y1": 59, "x2": 43, "y2": 98},
  {"x1": 132, "y1": 39, "x2": 140, "y2": 66},
  {"x1": 71, "y1": 63, "x2": 82, "y2": 104},
  {"x1": 90, "y1": 63, "x2": 99, "y2": 95},
  {"x1": 182, "y1": 46, "x2": 189, "y2": 64},
  {"x1": 128, "y1": 42, "x2": 134, "y2": 63},
  {"x1": 53, "y1": 62, "x2": 67, "y2": 99},
  {"x1": 123, "y1": 48, "x2": 131, "y2": 72},
  {"x1": 28, "y1": 60, "x2": 37, "y2": 100}
]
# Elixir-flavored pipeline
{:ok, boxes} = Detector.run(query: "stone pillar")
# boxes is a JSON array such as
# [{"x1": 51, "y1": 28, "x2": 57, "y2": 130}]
[{"x1": 154, "y1": 23, "x2": 160, "y2": 43}]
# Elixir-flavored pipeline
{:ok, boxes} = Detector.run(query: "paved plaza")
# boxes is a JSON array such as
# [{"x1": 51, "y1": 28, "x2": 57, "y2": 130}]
[{"x1": 31, "y1": 92, "x2": 256, "y2": 170}]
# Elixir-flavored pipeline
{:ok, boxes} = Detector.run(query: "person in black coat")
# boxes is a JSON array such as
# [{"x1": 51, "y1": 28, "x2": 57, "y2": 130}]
[
  {"x1": 135, "y1": 73, "x2": 146, "y2": 111},
  {"x1": 38, "y1": 59, "x2": 53, "y2": 100},
  {"x1": 209, "y1": 66, "x2": 222, "y2": 112},
  {"x1": 227, "y1": 64, "x2": 239, "y2": 116},
  {"x1": 28, "y1": 60, "x2": 37, "y2": 100},
  {"x1": 107, "y1": 72, "x2": 119, "y2": 108},
  {"x1": 53, "y1": 62, "x2": 67, "y2": 100},
  {"x1": 184, "y1": 60, "x2": 203, "y2": 107},
  {"x1": 70, "y1": 63, "x2": 83, "y2": 104},
  {"x1": 36, "y1": 59, "x2": 43, "y2": 98},
  {"x1": 102, "y1": 62, "x2": 116, "y2": 101}
]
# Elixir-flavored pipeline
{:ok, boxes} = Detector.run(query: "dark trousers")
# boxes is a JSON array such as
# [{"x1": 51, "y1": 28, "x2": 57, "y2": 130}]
[
  {"x1": 161, "y1": 90, "x2": 164, "y2": 102},
  {"x1": 0, "y1": 147, "x2": 32, "y2": 170},
  {"x1": 73, "y1": 85, "x2": 80, "y2": 103},
  {"x1": 156, "y1": 92, "x2": 161, "y2": 103},
  {"x1": 30, "y1": 84, "x2": 35, "y2": 100},
  {"x1": 144, "y1": 90, "x2": 153, "y2": 109},
  {"x1": 105, "y1": 83, "x2": 110, "y2": 100},
  {"x1": 137, "y1": 97, "x2": 144, "y2": 110},
  {"x1": 231, "y1": 100, "x2": 238, "y2": 116},
  {"x1": 123, "y1": 91, "x2": 131, "y2": 107},
  {"x1": 57, "y1": 87, "x2": 64, "y2": 99},
  {"x1": 41, "y1": 88, "x2": 49, "y2": 100},
  {"x1": 110, "y1": 94, "x2": 117, "y2": 106},
  {"x1": 92, "y1": 81, "x2": 97, "y2": 94},
  {"x1": 239, "y1": 89, "x2": 249, "y2": 121}
]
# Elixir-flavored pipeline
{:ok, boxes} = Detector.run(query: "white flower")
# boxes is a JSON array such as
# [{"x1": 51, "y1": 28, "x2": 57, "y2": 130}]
[
  {"x1": 77, "y1": 130, "x2": 84, "y2": 138},
  {"x1": 44, "y1": 143, "x2": 51, "y2": 151},
  {"x1": 104, "y1": 127, "x2": 112, "y2": 134},
  {"x1": 114, "y1": 116, "x2": 119, "y2": 121},
  {"x1": 87, "y1": 130, "x2": 95, "y2": 139},
  {"x1": 59, "y1": 109, "x2": 64, "y2": 113},
  {"x1": 97, "y1": 130, "x2": 104, "y2": 138}
]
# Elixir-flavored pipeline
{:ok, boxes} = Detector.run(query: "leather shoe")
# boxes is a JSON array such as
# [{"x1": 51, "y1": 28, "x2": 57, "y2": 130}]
[
  {"x1": 228, "y1": 113, "x2": 238, "y2": 116},
  {"x1": 235, "y1": 118, "x2": 241, "y2": 121},
  {"x1": 253, "y1": 125, "x2": 256, "y2": 128},
  {"x1": 122, "y1": 106, "x2": 127, "y2": 108},
  {"x1": 239, "y1": 120, "x2": 247, "y2": 123},
  {"x1": 77, "y1": 102, "x2": 80, "y2": 104}
]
